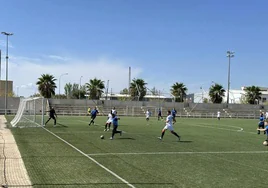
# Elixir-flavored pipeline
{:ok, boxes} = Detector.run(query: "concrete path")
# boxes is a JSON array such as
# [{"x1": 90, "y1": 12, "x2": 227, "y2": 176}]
[{"x1": 0, "y1": 115, "x2": 32, "y2": 187}]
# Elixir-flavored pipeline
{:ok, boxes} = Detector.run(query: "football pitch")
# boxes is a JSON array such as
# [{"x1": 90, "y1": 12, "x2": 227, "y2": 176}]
[{"x1": 8, "y1": 116, "x2": 268, "y2": 188}]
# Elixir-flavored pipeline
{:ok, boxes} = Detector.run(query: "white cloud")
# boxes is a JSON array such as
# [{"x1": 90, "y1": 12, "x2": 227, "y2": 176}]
[
  {"x1": 47, "y1": 55, "x2": 69, "y2": 61},
  {"x1": 6, "y1": 55, "x2": 142, "y2": 97}
]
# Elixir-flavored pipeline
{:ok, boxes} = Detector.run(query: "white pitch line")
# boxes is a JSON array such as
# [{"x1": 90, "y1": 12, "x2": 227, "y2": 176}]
[
  {"x1": 87, "y1": 150, "x2": 268, "y2": 156},
  {"x1": 42, "y1": 127, "x2": 135, "y2": 188},
  {"x1": 189, "y1": 123, "x2": 243, "y2": 132},
  {"x1": 186, "y1": 122, "x2": 259, "y2": 134}
]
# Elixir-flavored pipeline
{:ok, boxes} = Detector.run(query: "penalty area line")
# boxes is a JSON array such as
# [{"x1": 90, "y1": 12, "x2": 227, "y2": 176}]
[
  {"x1": 87, "y1": 150, "x2": 268, "y2": 156},
  {"x1": 41, "y1": 127, "x2": 135, "y2": 188}
]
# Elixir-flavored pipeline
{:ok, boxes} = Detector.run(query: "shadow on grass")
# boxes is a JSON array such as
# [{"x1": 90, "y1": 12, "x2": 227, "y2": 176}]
[
  {"x1": 57, "y1": 123, "x2": 68, "y2": 128},
  {"x1": 118, "y1": 137, "x2": 136, "y2": 140},
  {"x1": 178, "y1": 140, "x2": 193, "y2": 143}
]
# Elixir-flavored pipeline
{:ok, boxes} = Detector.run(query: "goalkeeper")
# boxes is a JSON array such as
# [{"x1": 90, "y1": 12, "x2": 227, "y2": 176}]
[{"x1": 45, "y1": 107, "x2": 57, "y2": 126}]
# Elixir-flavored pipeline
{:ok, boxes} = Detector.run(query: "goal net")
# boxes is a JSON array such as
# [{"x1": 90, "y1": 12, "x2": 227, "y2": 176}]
[{"x1": 11, "y1": 97, "x2": 47, "y2": 128}]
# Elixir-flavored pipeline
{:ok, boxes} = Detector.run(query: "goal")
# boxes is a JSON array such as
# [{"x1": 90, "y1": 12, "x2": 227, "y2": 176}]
[{"x1": 11, "y1": 97, "x2": 47, "y2": 127}]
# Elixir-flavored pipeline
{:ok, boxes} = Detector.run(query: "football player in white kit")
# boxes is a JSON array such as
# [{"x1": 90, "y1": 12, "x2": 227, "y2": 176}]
[
  {"x1": 111, "y1": 107, "x2": 117, "y2": 115},
  {"x1": 104, "y1": 111, "x2": 113, "y2": 131},
  {"x1": 146, "y1": 109, "x2": 151, "y2": 121},
  {"x1": 158, "y1": 110, "x2": 181, "y2": 141},
  {"x1": 217, "y1": 111, "x2": 221, "y2": 120}
]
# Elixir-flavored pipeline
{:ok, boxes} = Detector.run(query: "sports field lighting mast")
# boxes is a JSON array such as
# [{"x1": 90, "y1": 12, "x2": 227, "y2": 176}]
[
  {"x1": 59, "y1": 72, "x2": 68, "y2": 95},
  {"x1": 1, "y1": 32, "x2": 13, "y2": 115},
  {"x1": 226, "y1": 51, "x2": 235, "y2": 107}
]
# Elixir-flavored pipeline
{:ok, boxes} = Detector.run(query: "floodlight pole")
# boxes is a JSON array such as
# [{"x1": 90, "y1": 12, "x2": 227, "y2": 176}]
[
  {"x1": 226, "y1": 51, "x2": 235, "y2": 108},
  {"x1": 1, "y1": 32, "x2": 13, "y2": 115},
  {"x1": 59, "y1": 72, "x2": 68, "y2": 95}
]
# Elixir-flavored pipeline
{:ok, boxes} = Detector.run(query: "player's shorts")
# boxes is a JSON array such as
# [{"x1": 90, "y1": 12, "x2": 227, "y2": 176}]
[
  {"x1": 259, "y1": 122, "x2": 264, "y2": 128},
  {"x1": 163, "y1": 124, "x2": 174, "y2": 131},
  {"x1": 106, "y1": 119, "x2": 112, "y2": 123},
  {"x1": 113, "y1": 124, "x2": 118, "y2": 129},
  {"x1": 146, "y1": 116, "x2": 149, "y2": 119},
  {"x1": 50, "y1": 115, "x2": 56, "y2": 119},
  {"x1": 91, "y1": 115, "x2": 96, "y2": 119}
]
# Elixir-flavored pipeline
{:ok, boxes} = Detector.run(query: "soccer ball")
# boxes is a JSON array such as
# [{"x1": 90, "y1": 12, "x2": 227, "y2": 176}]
[
  {"x1": 100, "y1": 135, "x2": 104, "y2": 139},
  {"x1": 263, "y1": 140, "x2": 268, "y2": 146}
]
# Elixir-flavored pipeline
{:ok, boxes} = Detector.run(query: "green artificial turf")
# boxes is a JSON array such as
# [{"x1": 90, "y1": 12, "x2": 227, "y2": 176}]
[{"x1": 8, "y1": 115, "x2": 268, "y2": 188}]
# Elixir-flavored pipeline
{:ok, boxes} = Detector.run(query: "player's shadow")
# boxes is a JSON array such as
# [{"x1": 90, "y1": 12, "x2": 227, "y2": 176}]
[
  {"x1": 118, "y1": 137, "x2": 135, "y2": 140},
  {"x1": 57, "y1": 123, "x2": 68, "y2": 128},
  {"x1": 178, "y1": 140, "x2": 192, "y2": 143}
]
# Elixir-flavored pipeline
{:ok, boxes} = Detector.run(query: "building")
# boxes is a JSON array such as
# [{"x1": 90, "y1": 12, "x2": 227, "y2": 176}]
[
  {"x1": 0, "y1": 80, "x2": 13, "y2": 96},
  {"x1": 194, "y1": 86, "x2": 268, "y2": 104}
]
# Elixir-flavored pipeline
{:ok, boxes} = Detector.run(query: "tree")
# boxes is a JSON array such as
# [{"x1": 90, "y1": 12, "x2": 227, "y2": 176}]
[
  {"x1": 53, "y1": 94, "x2": 67, "y2": 99},
  {"x1": 244, "y1": 86, "x2": 262, "y2": 104},
  {"x1": 8, "y1": 91, "x2": 15, "y2": 97},
  {"x1": 209, "y1": 83, "x2": 225, "y2": 103},
  {"x1": 239, "y1": 95, "x2": 247, "y2": 104},
  {"x1": 120, "y1": 88, "x2": 129, "y2": 95},
  {"x1": 86, "y1": 78, "x2": 105, "y2": 100},
  {"x1": 170, "y1": 82, "x2": 187, "y2": 102},
  {"x1": 203, "y1": 98, "x2": 209, "y2": 103},
  {"x1": 150, "y1": 87, "x2": 160, "y2": 95},
  {"x1": 63, "y1": 83, "x2": 86, "y2": 99},
  {"x1": 79, "y1": 85, "x2": 87, "y2": 99},
  {"x1": 129, "y1": 78, "x2": 147, "y2": 101},
  {"x1": 30, "y1": 93, "x2": 42, "y2": 98},
  {"x1": 64, "y1": 83, "x2": 73, "y2": 99},
  {"x1": 36, "y1": 74, "x2": 57, "y2": 98}
]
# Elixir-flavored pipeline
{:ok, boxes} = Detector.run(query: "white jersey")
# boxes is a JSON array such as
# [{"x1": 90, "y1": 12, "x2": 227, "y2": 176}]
[
  {"x1": 166, "y1": 115, "x2": 173, "y2": 126},
  {"x1": 163, "y1": 115, "x2": 174, "y2": 131},
  {"x1": 112, "y1": 109, "x2": 117, "y2": 115},
  {"x1": 146, "y1": 111, "x2": 150, "y2": 118},
  {"x1": 217, "y1": 111, "x2": 221, "y2": 117},
  {"x1": 106, "y1": 113, "x2": 113, "y2": 123},
  {"x1": 266, "y1": 112, "x2": 268, "y2": 119}
]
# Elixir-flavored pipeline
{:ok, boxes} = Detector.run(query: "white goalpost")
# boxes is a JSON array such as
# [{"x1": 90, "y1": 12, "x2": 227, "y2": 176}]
[{"x1": 11, "y1": 97, "x2": 47, "y2": 128}]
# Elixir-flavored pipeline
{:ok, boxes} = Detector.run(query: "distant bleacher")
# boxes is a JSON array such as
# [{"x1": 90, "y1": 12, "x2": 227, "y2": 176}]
[{"x1": 49, "y1": 100, "x2": 265, "y2": 119}]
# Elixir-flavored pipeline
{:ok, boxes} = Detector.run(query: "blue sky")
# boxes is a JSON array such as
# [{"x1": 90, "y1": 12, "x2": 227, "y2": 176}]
[{"x1": 1, "y1": 0, "x2": 268, "y2": 97}]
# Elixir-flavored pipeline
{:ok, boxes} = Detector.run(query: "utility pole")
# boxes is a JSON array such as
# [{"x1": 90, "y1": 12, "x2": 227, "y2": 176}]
[
  {"x1": 226, "y1": 51, "x2": 235, "y2": 107},
  {"x1": 1, "y1": 32, "x2": 13, "y2": 115}
]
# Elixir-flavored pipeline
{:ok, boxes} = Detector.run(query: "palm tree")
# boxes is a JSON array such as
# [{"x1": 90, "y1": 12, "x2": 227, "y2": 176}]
[
  {"x1": 244, "y1": 86, "x2": 261, "y2": 104},
  {"x1": 129, "y1": 78, "x2": 147, "y2": 101},
  {"x1": 120, "y1": 88, "x2": 129, "y2": 95},
  {"x1": 86, "y1": 78, "x2": 105, "y2": 99},
  {"x1": 150, "y1": 87, "x2": 159, "y2": 95},
  {"x1": 209, "y1": 83, "x2": 225, "y2": 103},
  {"x1": 64, "y1": 83, "x2": 73, "y2": 99},
  {"x1": 170, "y1": 82, "x2": 187, "y2": 102},
  {"x1": 36, "y1": 74, "x2": 57, "y2": 98}
]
